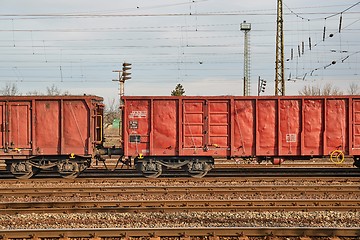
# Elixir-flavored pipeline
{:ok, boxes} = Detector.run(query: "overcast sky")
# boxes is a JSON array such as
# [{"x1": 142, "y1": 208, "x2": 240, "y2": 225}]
[{"x1": 0, "y1": 0, "x2": 359, "y2": 103}]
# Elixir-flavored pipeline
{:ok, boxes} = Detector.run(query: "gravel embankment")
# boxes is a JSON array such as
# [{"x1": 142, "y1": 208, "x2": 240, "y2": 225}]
[
  {"x1": 0, "y1": 191, "x2": 358, "y2": 203},
  {"x1": 1, "y1": 211, "x2": 359, "y2": 229},
  {"x1": 1, "y1": 178, "x2": 359, "y2": 230}
]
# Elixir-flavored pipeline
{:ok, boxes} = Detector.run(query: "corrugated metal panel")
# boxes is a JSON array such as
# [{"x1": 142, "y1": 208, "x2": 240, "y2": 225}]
[
  {"x1": 257, "y1": 99, "x2": 277, "y2": 155},
  {"x1": 279, "y1": 99, "x2": 301, "y2": 156},
  {"x1": 152, "y1": 99, "x2": 178, "y2": 156},
  {"x1": 183, "y1": 100, "x2": 205, "y2": 149},
  {"x1": 325, "y1": 99, "x2": 348, "y2": 154},
  {"x1": 124, "y1": 99, "x2": 150, "y2": 157},
  {"x1": 352, "y1": 99, "x2": 360, "y2": 152},
  {"x1": 35, "y1": 100, "x2": 60, "y2": 154},
  {"x1": 121, "y1": 95, "x2": 359, "y2": 159},
  {"x1": 0, "y1": 104, "x2": 4, "y2": 149},
  {"x1": 0, "y1": 95, "x2": 103, "y2": 157},
  {"x1": 303, "y1": 99, "x2": 323, "y2": 155},
  {"x1": 233, "y1": 100, "x2": 254, "y2": 156},
  {"x1": 8, "y1": 102, "x2": 31, "y2": 149}
]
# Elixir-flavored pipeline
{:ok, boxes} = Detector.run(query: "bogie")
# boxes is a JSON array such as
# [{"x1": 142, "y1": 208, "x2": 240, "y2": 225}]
[
  {"x1": 354, "y1": 156, "x2": 360, "y2": 168},
  {"x1": 138, "y1": 160, "x2": 163, "y2": 178},
  {"x1": 7, "y1": 161, "x2": 34, "y2": 179},
  {"x1": 186, "y1": 160, "x2": 212, "y2": 178},
  {"x1": 5, "y1": 156, "x2": 91, "y2": 179},
  {"x1": 135, "y1": 156, "x2": 214, "y2": 178}
]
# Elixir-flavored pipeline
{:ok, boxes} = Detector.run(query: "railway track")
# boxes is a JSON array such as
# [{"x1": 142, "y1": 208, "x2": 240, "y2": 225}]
[
  {"x1": 1, "y1": 180, "x2": 359, "y2": 214},
  {"x1": 0, "y1": 176, "x2": 359, "y2": 231},
  {"x1": 0, "y1": 184, "x2": 359, "y2": 198},
  {"x1": 0, "y1": 166, "x2": 359, "y2": 179},
  {"x1": 1, "y1": 199, "x2": 360, "y2": 214},
  {"x1": 0, "y1": 227, "x2": 359, "y2": 239},
  {"x1": 0, "y1": 176, "x2": 359, "y2": 187}
]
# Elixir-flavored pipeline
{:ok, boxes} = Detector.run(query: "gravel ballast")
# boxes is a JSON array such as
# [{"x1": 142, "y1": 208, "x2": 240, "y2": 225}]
[{"x1": 1, "y1": 211, "x2": 359, "y2": 229}]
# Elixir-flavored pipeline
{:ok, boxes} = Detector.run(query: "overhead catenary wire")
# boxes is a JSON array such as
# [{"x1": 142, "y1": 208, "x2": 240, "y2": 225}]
[
  {"x1": 285, "y1": 1, "x2": 360, "y2": 85},
  {"x1": 0, "y1": 1, "x2": 359, "y2": 96},
  {"x1": 284, "y1": 1, "x2": 360, "y2": 21}
]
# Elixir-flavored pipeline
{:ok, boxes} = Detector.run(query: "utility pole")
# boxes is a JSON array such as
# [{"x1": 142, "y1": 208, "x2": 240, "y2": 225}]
[
  {"x1": 240, "y1": 21, "x2": 251, "y2": 96},
  {"x1": 275, "y1": 0, "x2": 285, "y2": 96}
]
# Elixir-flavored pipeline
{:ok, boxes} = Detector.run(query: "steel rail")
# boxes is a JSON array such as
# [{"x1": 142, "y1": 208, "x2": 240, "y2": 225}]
[
  {"x1": 0, "y1": 176, "x2": 359, "y2": 185},
  {"x1": 84, "y1": 167, "x2": 360, "y2": 178},
  {"x1": 0, "y1": 185, "x2": 358, "y2": 197},
  {"x1": 0, "y1": 166, "x2": 359, "y2": 179},
  {"x1": 1, "y1": 199, "x2": 359, "y2": 214},
  {"x1": 0, "y1": 227, "x2": 359, "y2": 238}
]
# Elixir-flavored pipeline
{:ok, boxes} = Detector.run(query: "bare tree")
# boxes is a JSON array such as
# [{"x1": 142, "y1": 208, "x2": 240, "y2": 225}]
[
  {"x1": 104, "y1": 98, "x2": 120, "y2": 128},
  {"x1": 298, "y1": 85, "x2": 321, "y2": 96},
  {"x1": 46, "y1": 84, "x2": 62, "y2": 96},
  {"x1": 348, "y1": 82, "x2": 360, "y2": 95},
  {"x1": 46, "y1": 84, "x2": 70, "y2": 96},
  {"x1": 0, "y1": 83, "x2": 20, "y2": 96},
  {"x1": 299, "y1": 83, "x2": 343, "y2": 96},
  {"x1": 27, "y1": 90, "x2": 42, "y2": 95},
  {"x1": 322, "y1": 83, "x2": 343, "y2": 95}
]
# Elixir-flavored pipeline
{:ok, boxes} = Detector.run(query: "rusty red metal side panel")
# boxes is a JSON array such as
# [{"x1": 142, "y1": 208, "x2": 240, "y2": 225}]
[
  {"x1": 353, "y1": 99, "x2": 360, "y2": 155},
  {"x1": 34, "y1": 100, "x2": 60, "y2": 155},
  {"x1": 256, "y1": 99, "x2": 277, "y2": 155},
  {"x1": 233, "y1": 99, "x2": 255, "y2": 156},
  {"x1": 123, "y1": 99, "x2": 150, "y2": 157},
  {"x1": 0, "y1": 103, "x2": 4, "y2": 149},
  {"x1": 183, "y1": 100, "x2": 205, "y2": 151},
  {"x1": 279, "y1": 99, "x2": 301, "y2": 156},
  {"x1": 122, "y1": 95, "x2": 360, "y2": 159},
  {"x1": 303, "y1": 99, "x2": 323, "y2": 155},
  {"x1": 0, "y1": 96, "x2": 102, "y2": 158},
  {"x1": 182, "y1": 99, "x2": 230, "y2": 156},
  {"x1": 8, "y1": 102, "x2": 31, "y2": 149},
  {"x1": 208, "y1": 100, "x2": 229, "y2": 153},
  {"x1": 152, "y1": 99, "x2": 178, "y2": 155},
  {"x1": 324, "y1": 99, "x2": 348, "y2": 154},
  {"x1": 62, "y1": 100, "x2": 91, "y2": 154},
  {"x1": 34, "y1": 98, "x2": 102, "y2": 156},
  {"x1": 124, "y1": 97, "x2": 233, "y2": 157}
]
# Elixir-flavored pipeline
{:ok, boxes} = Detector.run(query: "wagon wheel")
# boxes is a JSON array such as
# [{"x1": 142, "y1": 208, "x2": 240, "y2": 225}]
[
  {"x1": 186, "y1": 161, "x2": 211, "y2": 178},
  {"x1": 9, "y1": 161, "x2": 34, "y2": 179},
  {"x1": 31, "y1": 167, "x2": 41, "y2": 177},
  {"x1": 57, "y1": 161, "x2": 80, "y2": 179},
  {"x1": 354, "y1": 157, "x2": 360, "y2": 168},
  {"x1": 139, "y1": 161, "x2": 162, "y2": 178}
]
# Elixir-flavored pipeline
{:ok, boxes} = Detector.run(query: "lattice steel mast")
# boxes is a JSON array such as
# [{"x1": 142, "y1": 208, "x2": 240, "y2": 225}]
[
  {"x1": 241, "y1": 21, "x2": 251, "y2": 96},
  {"x1": 275, "y1": 0, "x2": 285, "y2": 96}
]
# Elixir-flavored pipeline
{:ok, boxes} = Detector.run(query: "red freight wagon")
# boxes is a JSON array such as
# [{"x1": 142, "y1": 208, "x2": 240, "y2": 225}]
[
  {"x1": 0, "y1": 95, "x2": 104, "y2": 178},
  {"x1": 123, "y1": 95, "x2": 360, "y2": 177}
]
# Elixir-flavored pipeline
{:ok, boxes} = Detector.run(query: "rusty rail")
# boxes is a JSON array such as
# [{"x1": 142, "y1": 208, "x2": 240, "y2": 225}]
[
  {"x1": 0, "y1": 227, "x2": 359, "y2": 239},
  {"x1": 0, "y1": 166, "x2": 359, "y2": 179},
  {"x1": 1, "y1": 199, "x2": 359, "y2": 214},
  {"x1": 0, "y1": 185, "x2": 359, "y2": 197},
  {"x1": 1, "y1": 176, "x2": 359, "y2": 185}
]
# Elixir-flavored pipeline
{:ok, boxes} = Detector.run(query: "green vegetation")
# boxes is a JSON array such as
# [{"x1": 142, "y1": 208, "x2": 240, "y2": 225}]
[{"x1": 171, "y1": 83, "x2": 185, "y2": 96}]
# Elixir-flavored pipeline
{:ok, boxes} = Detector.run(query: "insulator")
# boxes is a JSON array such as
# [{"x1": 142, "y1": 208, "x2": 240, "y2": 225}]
[
  {"x1": 339, "y1": 14, "x2": 343, "y2": 33},
  {"x1": 302, "y1": 41, "x2": 304, "y2": 55}
]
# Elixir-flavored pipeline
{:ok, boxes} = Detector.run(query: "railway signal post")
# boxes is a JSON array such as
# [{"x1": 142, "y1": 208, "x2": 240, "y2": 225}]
[{"x1": 113, "y1": 62, "x2": 132, "y2": 107}]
